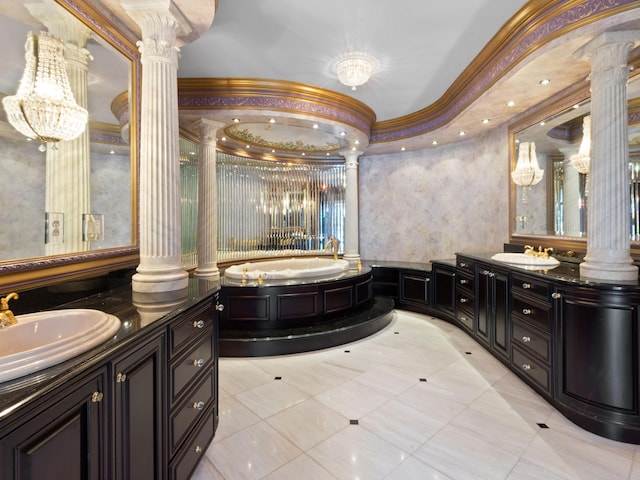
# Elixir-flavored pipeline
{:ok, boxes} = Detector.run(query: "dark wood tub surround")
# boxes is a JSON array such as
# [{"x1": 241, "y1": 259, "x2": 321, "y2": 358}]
[{"x1": 367, "y1": 255, "x2": 640, "y2": 445}]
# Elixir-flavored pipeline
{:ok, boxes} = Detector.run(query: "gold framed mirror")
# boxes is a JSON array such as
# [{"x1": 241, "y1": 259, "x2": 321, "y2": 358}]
[
  {"x1": 0, "y1": 0, "x2": 139, "y2": 291},
  {"x1": 508, "y1": 70, "x2": 640, "y2": 258}
]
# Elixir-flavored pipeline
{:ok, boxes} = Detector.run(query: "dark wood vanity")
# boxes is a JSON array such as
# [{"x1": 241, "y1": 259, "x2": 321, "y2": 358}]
[
  {"x1": 369, "y1": 254, "x2": 640, "y2": 444},
  {"x1": 0, "y1": 279, "x2": 221, "y2": 480}
]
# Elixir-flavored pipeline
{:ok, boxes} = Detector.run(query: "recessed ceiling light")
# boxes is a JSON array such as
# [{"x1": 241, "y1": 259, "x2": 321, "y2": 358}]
[
  {"x1": 539, "y1": 79, "x2": 550, "y2": 86},
  {"x1": 233, "y1": 118, "x2": 240, "y2": 123},
  {"x1": 540, "y1": 121, "x2": 546, "y2": 126},
  {"x1": 302, "y1": 152, "x2": 306, "y2": 155},
  {"x1": 432, "y1": 140, "x2": 438, "y2": 146},
  {"x1": 313, "y1": 124, "x2": 319, "y2": 129},
  {"x1": 573, "y1": 104, "x2": 580, "y2": 109},
  {"x1": 271, "y1": 149, "x2": 276, "y2": 153},
  {"x1": 109, "y1": 150, "x2": 115, "y2": 154},
  {"x1": 269, "y1": 118, "x2": 275, "y2": 123},
  {"x1": 459, "y1": 131, "x2": 466, "y2": 136},
  {"x1": 221, "y1": 136, "x2": 226, "y2": 141},
  {"x1": 354, "y1": 140, "x2": 360, "y2": 145},
  {"x1": 326, "y1": 152, "x2": 330, "y2": 156},
  {"x1": 340, "y1": 131, "x2": 346, "y2": 136},
  {"x1": 482, "y1": 118, "x2": 490, "y2": 124},
  {"x1": 245, "y1": 145, "x2": 250, "y2": 148},
  {"x1": 401, "y1": 147, "x2": 406, "y2": 151},
  {"x1": 507, "y1": 101, "x2": 515, "y2": 107}
]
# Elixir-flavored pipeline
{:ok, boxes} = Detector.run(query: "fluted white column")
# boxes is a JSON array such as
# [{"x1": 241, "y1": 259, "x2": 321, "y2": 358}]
[
  {"x1": 577, "y1": 32, "x2": 639, "y2": 281},
  {"x1": 194, "y1": 119, "x2": 224, "y2": 279},
  {"x1": 28, "y1": 4, "x2": 92, "y2": 255},
  {"x1": 342, "y1": 149, "x2": 361, "y2": 269},
  {"x1": 123, "y1": 2, "x2": 188, "y2": 292}
]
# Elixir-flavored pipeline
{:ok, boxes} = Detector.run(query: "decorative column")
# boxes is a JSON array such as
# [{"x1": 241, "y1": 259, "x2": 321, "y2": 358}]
[
  {"x1": 342, "y1": 149, "x2": 362, "y2": 269},
  {"x1": 27, "y1": 4, "x2": 92, "y2": 255},
  {"x1": 123, "y1": 1, "x2": 189, "y2": 292},
  {"x1": 194, "y1": 119, "x2": 224, "y2": 279},
  {"x1": 576, "y1": 32, "x2": 639, "y2": 281}
]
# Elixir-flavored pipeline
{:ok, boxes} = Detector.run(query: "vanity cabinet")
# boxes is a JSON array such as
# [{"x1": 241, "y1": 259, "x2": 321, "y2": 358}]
[
  {"x1": 477, "y1": 263, "x2": 509, "y2": 362},
  {"x1": 0, "y1": 291, "x2": 220, "y2": 480},
  {"x1": 455, "y1": 256, "x2": 476, "y2": 334},
  {"x1": 0, "y1": 367, "x2": 109, "y2": 480},
  {"x1": 509, "y1": 272, "x2": 554, "y2": 399}
]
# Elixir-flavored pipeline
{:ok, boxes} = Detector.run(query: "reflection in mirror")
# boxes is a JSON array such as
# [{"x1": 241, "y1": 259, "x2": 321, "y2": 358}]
[
  {"x1": 0, "y1": 1, "x2": 133, "y2": 264},
  {"x1": 512, "y1": 76, "x2": 640, "y2": 249}
]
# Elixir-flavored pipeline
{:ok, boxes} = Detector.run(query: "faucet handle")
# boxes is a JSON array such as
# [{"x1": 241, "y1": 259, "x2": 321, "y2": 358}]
[{"x1": 1, "y1": 292, "x2": 18, "y2": 311}]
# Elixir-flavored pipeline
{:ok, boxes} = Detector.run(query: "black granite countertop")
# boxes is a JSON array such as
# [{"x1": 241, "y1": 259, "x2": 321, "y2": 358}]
[
  {"x1": 361, "y1": 259, "x2": 433, "y2": 272},
  {"x1": 0, "y1": 277, "x2": 220, "y2": 420},
  {"x1": 457, "y1": 251, "x2": 640, "y2": 290}
]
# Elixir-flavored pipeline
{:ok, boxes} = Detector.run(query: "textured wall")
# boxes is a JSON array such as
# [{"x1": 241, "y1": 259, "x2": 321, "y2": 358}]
[{"x1": 359, "y1": 126, "x2": 510, "y2": 262}]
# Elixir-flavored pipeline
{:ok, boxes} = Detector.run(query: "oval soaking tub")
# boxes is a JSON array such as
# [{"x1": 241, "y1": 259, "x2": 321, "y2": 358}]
[{"x1": 224, "y1": 257, "x2": 350, "y2": 281}]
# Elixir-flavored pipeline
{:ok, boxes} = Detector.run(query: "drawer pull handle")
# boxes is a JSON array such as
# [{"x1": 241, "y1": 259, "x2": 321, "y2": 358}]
[
  {"x1": 460, "y1": 279, "x2": 468, "y2": 285},
  {"x1": 193, "y1": 358, "x2": 205, "y2": 368},
  {"x1": 522, "y1": 283, "x2": 531, "y2": 289},
  {"x1": 116, "y1": 372, "x2": 127, "y2": 383},
  {"x1": 195, "y1": 445, "x2": 202, "y2": 454},
  {"x1": 91, "y1": 391, "x2": 104, "y2": 403},
  {"x1": 193, "y1": 401, "x2": 206, "y2": 411},
  {"x1": 552, "y1": 292, "x2": 562, "y2": 299},
  {"x1": 522, "y1": 364, "x2": 531, "y2": 371},
  {"x1": 460, "y1": 316, "x2": 467, "y2": 322},
  {"x1": 460, "y1": 298, "x2": 469, "y2": 303},
  {"x1": 522, "y1": 308, "x2": 532, "y2": 315},
  {"x1": 216, "y1": 303, "x2": 225, "y2": 312},
  {"x1": 459, "y1": 262, "x2": 467, "y2": 268},
  {"x1": 522, "y1": 336, "x2": 531, "y2": 343},
  {"x1": 193, "y1": 319, "x2": 205, "y2": 329}
]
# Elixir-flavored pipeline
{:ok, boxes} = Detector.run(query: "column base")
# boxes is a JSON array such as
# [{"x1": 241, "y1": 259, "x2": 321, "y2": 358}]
[
  {"x1": 580, "y1": 260, "x2": 638, "y2": 282},
  {"x1": 343, "y1": 254, "x2": 361, "y2": 271},
  {"x1": 194, "y1": 266, "x2": 220, "y2": 280},
  {"x1": 132, "y1": 266, "x2": 189, "y2": 293}
]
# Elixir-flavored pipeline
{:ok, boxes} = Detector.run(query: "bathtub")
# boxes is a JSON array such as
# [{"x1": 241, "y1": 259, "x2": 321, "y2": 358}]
[{"x1": 224, "y1": 257, "x2": 350, "y2": 281}]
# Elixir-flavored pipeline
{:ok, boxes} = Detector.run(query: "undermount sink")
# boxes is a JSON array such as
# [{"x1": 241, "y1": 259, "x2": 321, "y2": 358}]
[
  {"x1": 491, "y1": 252, "x2": 560, "y2": 268},
  {"x1": 0, "y1": 309, "x2": 121, "y2": 383}
]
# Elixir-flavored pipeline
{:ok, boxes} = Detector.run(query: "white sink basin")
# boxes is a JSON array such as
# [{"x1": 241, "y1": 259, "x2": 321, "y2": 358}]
[
  {"x1": 491, "y1": 252, "x2": 560, "y2": 268},
  {"x1": 0, "y1": 309, "x2": 121, "y2": 383}
]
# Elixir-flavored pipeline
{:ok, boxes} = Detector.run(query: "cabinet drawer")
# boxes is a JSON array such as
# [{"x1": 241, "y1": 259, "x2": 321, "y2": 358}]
[
  {"x1": 456, "y1": 274, "x2": 474, "y2": 291},
  {"x1": 512, "y1": 346, "x2": 551, "y2": 395},
  {"x1": 170, "y1": 373, "x2": 214, "y2": 454},
  {"x1": 169, "y1": 302, "x2": 212, "y2": 357},
  {"x1": 512, "y1": 319, "x2": 551, "y2": 363},
  {"x1": 456, "y1": 257, "x2": 475, "y2": 275},
  {"x1": 169, "y1": 407, "x2": 216, "y2": 480},
  {"x1": 511, "y1": 273, "x2": 551, "y2": 301},
  {"x1": 456, "y1": 303, "x2": 474, "y2": 331},
  {"x1": 511, "y1": 295, "x2": 551, "y2": 332},
  {"x1": 170, "y1": 331, "x2": 214, "y2": 404}
]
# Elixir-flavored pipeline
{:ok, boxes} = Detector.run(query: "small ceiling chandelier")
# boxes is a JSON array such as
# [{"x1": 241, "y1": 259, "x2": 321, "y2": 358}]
[
  {"x1": 511, "y1": 141, "x2": 544, "y2": 203},
  {"x1": 570, "y1": 115, "x2": 590, "y2": 174},
  {"x1": 2, "y1": 31, "x2": 88, "y2": 151},
  {"x1": 335, "y1": 52, "x2": 377, "y2": 91}
]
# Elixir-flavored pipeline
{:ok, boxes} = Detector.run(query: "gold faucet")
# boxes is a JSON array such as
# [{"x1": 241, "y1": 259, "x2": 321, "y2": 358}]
[
  {"x1": 241, "y1": 267, "x2": 248, "y2": 285},
  {"x1": 0, "y1": 292, "x2": 19, "y2": 328},
  {"x1": 257, "y1": 273, "x2": 266, "y2": 285},
  {"x1": 325, "y1": 236, "x2": 339, "y2": 260},
  {"x1": 524, "y1": 245, "x2": 553, "y2": 259}
]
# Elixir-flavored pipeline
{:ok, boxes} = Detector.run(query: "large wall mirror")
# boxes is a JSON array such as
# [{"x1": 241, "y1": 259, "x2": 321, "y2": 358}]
[
  {"x1": 0, "y1": 0, "x2": 138, "y2": 290},
  {"x1": 509, "y1": 71, "x2": 640, "y2": 257}
]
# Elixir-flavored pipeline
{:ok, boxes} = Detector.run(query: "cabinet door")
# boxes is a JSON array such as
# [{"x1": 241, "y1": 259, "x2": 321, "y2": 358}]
[
  {"x1": 400, "y1": 272, "x2": 430, "y2": 305},
  {"x1": 491, "y1": 270, "x2": 509, "y2": 360},
  {"x1": 113, "y1": 334, "x2": 166, "y2": 480},
  {"x1": 433, "y1": 266, "x2": 455, "y2": 316},
  {"x1": 476, "y1": 268, "x2": 491, "y2": 345},
  {"x1": 0, "y1": 367, "x2": 108, "y2": 480}
]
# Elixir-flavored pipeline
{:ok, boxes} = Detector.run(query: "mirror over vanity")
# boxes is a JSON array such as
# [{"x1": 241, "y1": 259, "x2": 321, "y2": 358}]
[
  {"x1": 0, "y1": 0, "x2": 139, "y2": 290},
  {"x1": 509, "y1": 71, "x2": 640, "y2": 258}
]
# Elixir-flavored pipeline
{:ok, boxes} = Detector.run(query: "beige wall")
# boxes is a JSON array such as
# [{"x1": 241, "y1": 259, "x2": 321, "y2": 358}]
[{"x1": 359, "y1": 125, "x2": 510, "y2": 262}]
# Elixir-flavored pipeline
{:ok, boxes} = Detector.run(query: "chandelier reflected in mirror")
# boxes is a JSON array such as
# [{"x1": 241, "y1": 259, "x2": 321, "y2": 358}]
[
  {"x1": 511, "y1": 141, "x2": 544, "y2": 203},
  {"x1": 335, "y1": 52, "x2": 377, "y2": 91},
  {"x1": 570, "y1": 115, "x2": 591, "y2": 174},
  {"x1": 2, "y1": 31, "x2": 88, "y2": 151}
]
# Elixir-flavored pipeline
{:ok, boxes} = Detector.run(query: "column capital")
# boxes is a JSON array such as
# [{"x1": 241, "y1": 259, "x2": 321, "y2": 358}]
[
  {"x1": 574, "y1": 31, "x2": 640, "y2": 60},
  {"x1": 193, "y1": 119, "x2": 225, "y2": 143},
  {"x1": 340, "y1": 149, "x2": 362, "y2": 168}
]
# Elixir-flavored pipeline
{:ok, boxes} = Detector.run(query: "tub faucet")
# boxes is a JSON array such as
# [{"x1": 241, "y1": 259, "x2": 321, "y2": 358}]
[
  {"x1": 325, "y1": 236, "x2": 339, "y2": 260},
  {"x1": 0, "y1": 292, "x2": 19, "y2": 328}
]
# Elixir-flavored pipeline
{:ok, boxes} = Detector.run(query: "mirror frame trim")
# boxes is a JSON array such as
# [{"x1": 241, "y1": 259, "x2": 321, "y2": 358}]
[
  {"x1": 0, "y1": 0, "x2": 140, "y2": 292},
  {"x1": 508, "y1": 71, "x2": 640, "y2": 258}
]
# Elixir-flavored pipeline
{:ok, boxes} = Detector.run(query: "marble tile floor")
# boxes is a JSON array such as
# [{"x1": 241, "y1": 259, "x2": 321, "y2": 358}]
[{"x1": 191, "y1": 310, "x2": 640, "y2": 480}]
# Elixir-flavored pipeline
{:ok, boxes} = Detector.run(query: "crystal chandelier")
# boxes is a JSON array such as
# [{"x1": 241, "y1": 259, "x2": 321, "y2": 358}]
[
  {"x1": 511, "y1": 141, "x2": 544, "y2": 186},
  {"x1": 570, "y1": 115, "x2": 590, "y2": 174},
  {"x1": 336, "y1": 52, "x2": 377, "y2": 91},
  {"x1": 2, "y1": 32, "x2": 88, "y2": 151}
]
